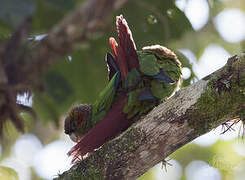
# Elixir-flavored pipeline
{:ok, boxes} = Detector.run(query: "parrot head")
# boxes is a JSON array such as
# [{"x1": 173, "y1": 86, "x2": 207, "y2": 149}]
[{"x1": 64, "y1": 104, "x2": 92, "y2": 142}]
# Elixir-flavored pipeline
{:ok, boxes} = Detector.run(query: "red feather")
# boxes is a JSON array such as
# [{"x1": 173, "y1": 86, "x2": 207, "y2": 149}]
[
  {"x1": 68, "y1": 94, "x2": 132, "y2": 162},
  {"x1": 109, "y1": 37, "x2": 128, "y2": 80},
  {"x1": 109, "y1": 15, "x2": 140, "y2": 80},
  {"x1": 116, "y1": 15, "x2": 140, "y2": 72}
]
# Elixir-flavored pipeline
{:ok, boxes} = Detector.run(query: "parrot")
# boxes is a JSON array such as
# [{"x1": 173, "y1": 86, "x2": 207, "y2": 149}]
[{"x1": 64, "y1": 15, "x2": 182, "y2": 162}]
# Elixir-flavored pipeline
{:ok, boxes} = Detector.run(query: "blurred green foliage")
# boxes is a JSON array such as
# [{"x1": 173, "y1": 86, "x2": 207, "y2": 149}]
[
  {"x1": 0, "y1": 0, "x2": 245, "y2": 179},
  {"x1": 0, "y1": 166, "x2": 19, "y2": 180}
]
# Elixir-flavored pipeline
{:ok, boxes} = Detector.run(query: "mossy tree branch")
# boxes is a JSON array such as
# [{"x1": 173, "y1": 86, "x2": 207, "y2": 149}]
[{"x1": 56, "y1": 53, "x2": 245, "y2": 180}]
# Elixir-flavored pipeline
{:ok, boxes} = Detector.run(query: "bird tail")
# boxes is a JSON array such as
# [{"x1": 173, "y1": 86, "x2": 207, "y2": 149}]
[{"x1": 109, "y1": 15, "x2": 140, "y2": 80}]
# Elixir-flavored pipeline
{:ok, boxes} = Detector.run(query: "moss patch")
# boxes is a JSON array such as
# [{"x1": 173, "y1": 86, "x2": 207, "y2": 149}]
[
  {"x1": 187, "y1": 55, "x2": 245, "y2": 135},
  {"x1": 56, "y1": 127, "x2": 146, "y2": 180}
]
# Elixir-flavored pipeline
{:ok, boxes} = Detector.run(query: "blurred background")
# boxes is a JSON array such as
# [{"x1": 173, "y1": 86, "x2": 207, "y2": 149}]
[{"x1": 0, "y1": 0, "x2": 245, "y2": 179}]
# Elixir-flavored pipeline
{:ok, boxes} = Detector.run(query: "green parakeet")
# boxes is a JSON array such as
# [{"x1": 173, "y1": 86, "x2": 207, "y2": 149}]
[{"x1": 64, "y1": 15, "x2": 182, "y2": 162}]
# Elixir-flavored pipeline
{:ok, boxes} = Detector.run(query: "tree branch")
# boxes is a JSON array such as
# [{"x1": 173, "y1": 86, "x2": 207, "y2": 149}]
[
  {"x1": 55, "y1": 53, "x2": 245, "y2": 180},
  {"x1": 4, "y1": 0, "x2": 133, "y2": 87}
]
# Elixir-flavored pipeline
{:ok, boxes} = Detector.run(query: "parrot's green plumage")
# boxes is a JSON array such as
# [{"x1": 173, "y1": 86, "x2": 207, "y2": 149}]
[
  {"x1": 64, "y1": 15, "x2": 182, "y2": 162},
  {"x1": 139, "y1": 52, "x2": 160, "y2": 76},
  {"x1": 122, "y1": 46, "x2": 182, "y2": 119},
  {"x1": 65, "y1": 48, "x2": 181, "y2": 140},
  {"x1": 65, "y1": 72, "x2": 120, "y2": 142},
  {"x1": 91, "y1": 72, "x2": 120, "y2": 124}
]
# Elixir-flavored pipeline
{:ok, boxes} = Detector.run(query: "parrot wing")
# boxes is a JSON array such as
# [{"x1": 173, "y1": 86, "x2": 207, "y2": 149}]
[{"x1": 91, "y1": 72, "x2": 120, "y2": 125}]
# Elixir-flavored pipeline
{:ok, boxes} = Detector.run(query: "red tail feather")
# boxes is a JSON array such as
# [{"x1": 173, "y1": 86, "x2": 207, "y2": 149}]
[
  {"x1": 109, "y1": 15, "x2": 140, "y2": 80},
  {"x1": 68, "y1": 94, "x2": 131, "y2": 162},
  {"x1": 116, "y1": 15, "x2": 140, "y2": 72},
  {"x1": 109, "y1": 37, "x2": 128, "y2": 80},
  {"x1": 109, "y1": 37, "x2": 118, "y2": 58}
]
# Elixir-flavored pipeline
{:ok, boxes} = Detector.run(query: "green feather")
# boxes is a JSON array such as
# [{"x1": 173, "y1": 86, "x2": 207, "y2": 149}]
[
  {"x1": 124, "y1": 69, "x2": 141, "y2": 89},
  {"x1": 138, "y1": 51, "x2": 160, "y2": 76},
  {"x1": 151, "y1": 80, "x2": 175, "y2": 99},
  {"x1": 122, "y1": 46, "x2": 182, "y2": 119},
  {"x1": 92, "y1": 72, "x2": 120, "y2": 125}
]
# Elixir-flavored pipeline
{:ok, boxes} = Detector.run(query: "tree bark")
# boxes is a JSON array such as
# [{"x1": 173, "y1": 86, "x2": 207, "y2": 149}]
[{"x1": 55, "y1": 53, "x2": 245, "y2": 180}]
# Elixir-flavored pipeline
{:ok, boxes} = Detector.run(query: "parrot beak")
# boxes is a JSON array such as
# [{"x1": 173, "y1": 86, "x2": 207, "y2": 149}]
[{"x1": 69, "y1": 133, "x2": 80, "y2": 143}]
